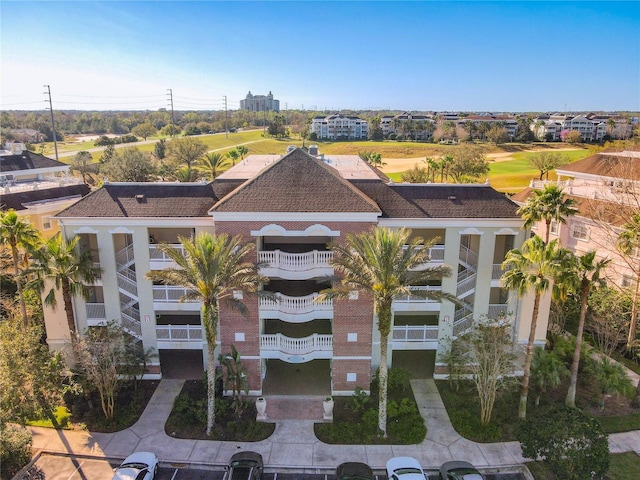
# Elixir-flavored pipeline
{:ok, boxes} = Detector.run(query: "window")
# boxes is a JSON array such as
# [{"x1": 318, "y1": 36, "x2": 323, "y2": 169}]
[
  {"x1": 571, "y1": 224, "x2": 589, "y2": 241},
  {"x1": 549, "y1": 221, "x2": 559, "y2": 235},
  {"x1": 622, "y1": 274, "x2": 637, "y2": 288},
  {"x1": 42, "y1": 216, "x2": 52, "y2": 230}
]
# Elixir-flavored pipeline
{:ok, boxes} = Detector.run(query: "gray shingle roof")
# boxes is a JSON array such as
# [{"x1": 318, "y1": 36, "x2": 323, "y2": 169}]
[
  {"x1": 210, "y1": 149, "x2": 381, "y2": 213},
  {"x1": 0, "y1": 151, "x2": 67, "y2": 172},
  {"x1": 56, "y1": 183, "x2": 218, "y2": 218},
  {"x1": 352, "y1": 181, "x2": 520, "y2": 218},
  {"x1": 1, "y1": 184, "x2": 91, "y2": 211}
]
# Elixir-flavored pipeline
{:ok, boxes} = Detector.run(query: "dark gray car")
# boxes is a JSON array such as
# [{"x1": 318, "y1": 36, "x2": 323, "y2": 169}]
[
  {"x1": 226, "y1": 451, "x2": 263, "y2": 480},
  {"x1": 439, "y1": 461, "x2": 483, "y2": 480},
  {"x1": 336, "y1": 462, "x2": 374, "y2": 480}
]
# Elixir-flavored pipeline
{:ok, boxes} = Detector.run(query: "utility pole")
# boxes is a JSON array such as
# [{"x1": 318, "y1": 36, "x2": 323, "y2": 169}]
[
  {"x1": 43, "y1": 85, "x2": 59, "y2": 162},
  {"x1": 167, "y1": 89, "x2": 175, "y2": 137},
  {"x1": 224, "y1": 95, "x2": 228, "y2": 139}
]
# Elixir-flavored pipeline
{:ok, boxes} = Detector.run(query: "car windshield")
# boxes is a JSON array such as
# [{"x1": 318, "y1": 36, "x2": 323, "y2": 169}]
[
  {"x1": 396, "y1": 468, "x2": 422, "y2": 475},
  {"x1": 120, "y1": 463, "x2": 147, "y2": 470}
]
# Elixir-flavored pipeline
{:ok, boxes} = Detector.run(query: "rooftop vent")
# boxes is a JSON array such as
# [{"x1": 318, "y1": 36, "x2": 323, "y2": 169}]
[
  {"x1": 135, "y1": 194, "x2": 145, "y2": 201},
  {"x1": 308, "y1": 145, "x2": 319, "y2": 156},
  {"x1": 448, "y1": 195, "x2": 457, "y2": 201},
  {"x1": 286, "y1": 145, "x2": 297, "y2": 153}
]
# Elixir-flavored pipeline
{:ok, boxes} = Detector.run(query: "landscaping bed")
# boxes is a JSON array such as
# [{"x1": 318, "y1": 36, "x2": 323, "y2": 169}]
[
  {"x1": 526, "y1": 452, "x2": 640, "y2": 480},
  {"x1": 65, "y1": 380, "x2": 158, "y2": 432},
  {"x1": 314, "y1": 369, "x2": 427, "y2": 444},
  {"x1": 437, "y1": 373, "x2": 639, "y2": 443},
  {"x1": 165, "y1": 380, "x2": 275, "y2": 441}
]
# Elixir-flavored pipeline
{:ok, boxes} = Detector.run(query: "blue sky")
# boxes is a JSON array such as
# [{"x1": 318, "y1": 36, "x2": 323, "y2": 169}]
[{"x1": 1, "y1": 1, "x2": 638, "y2": 112}]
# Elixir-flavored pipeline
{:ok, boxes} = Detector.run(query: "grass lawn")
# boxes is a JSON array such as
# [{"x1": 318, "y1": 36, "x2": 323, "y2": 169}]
[
  {"x1": 26, "y1": 406, "x2": 72, "y2": 429},
  {"x1": 526, "y1": 452, "x2": 640, "y2": 480}
]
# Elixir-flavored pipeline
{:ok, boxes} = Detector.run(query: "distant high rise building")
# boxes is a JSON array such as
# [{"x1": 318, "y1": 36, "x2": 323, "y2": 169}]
[{"x1": 240, "y1": 91, "x2": 280, "y2": 112}]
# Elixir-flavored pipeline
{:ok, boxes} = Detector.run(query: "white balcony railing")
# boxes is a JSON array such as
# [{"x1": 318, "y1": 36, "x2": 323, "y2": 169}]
[
  {"x1": 86, "y1": 302, "x2": 106, "y2": 320},
  {"x1": 393, "y1": 286, "x2": 442, "y2": 303},
  {"x1": 258, "y1": 250, "x2": 333, "y2": 272},
  {"x1": 260, "y1": 333, "x2": 332, "y2": 355},
  {"x1": 156, "y1": 324, "x2": 203, "y2": 342},
  {"x1": 259, "y1": 293, "x2": 333, "y2": 320},
  {"x1": 392, "y1": 324, "x2": 439, "y2": 341},
  {"x1": 149, "y1": 244, "x2": 185, "y2": 262},
  {"x1": 404, "y1": 244, "x2": 445, "y2": 263},
  {"x1": 488, "y1": 304, "x2": 509, "y2": 319},
  {"x1": 459, "y1": 244, "x2": 478, "y2": 268},
  {"x1": 152, "y1": 285, "x2": 196, "y2": 302}
]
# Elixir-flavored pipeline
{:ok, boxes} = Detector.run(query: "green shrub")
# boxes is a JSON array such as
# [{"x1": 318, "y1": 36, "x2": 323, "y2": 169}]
[
  {"x1": 1, "y1": 424, "x2": 32, "y2": 479},
  {"x1": 349, "y1": 386, "x2": 370, "y2": 414},
  {"x1": 517, "y1": 405, "x2": 609, "y2": 480}
]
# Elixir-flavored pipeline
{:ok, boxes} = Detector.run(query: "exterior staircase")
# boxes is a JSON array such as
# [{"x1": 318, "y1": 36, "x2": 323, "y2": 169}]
[
  {"x1": 452, "y1": 244, "x2": 478, "y2": 337},
  {"x1": 115, "y1": 244, "x2": 142, "y2": 341}
]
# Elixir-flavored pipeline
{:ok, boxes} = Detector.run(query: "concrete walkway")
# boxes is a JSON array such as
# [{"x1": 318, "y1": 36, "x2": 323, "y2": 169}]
[{"x1": 28, "y1": 378, "x2": 640, "y2": 472}]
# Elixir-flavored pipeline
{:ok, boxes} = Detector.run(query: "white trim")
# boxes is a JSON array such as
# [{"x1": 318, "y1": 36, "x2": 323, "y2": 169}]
[
  {"x1": 109, "y1": 226, "x2": 135, "y2": 234},
  {"x1": 379, "y1": 218, "x2": 523, "y2": 228},
  {"x1": 459, "y1": 227, "x2": 484, "y2": 235},
  {"x1": 494, "y1": 228, "x2": 519, "y2": 236},
  {"x1": 332, "y1": 356, "x2": 372, "y2": 360},
  {"x1": 57, "y1": 217, "x2": 213, "y2": 227},
  {"x1": 211, "y1": 212, "x2": 380, "y2": 222},
  {"x1": 73, "y1": 226, "x2": 99, "y2": 234},
  {"x1": 251, "y1": 223, "x2": 340, "y2": 237}
]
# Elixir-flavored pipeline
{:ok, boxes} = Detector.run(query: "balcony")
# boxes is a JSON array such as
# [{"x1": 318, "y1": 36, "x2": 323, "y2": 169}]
[
  {"x1": 152, "y1": 285, "x2": 200, "y2": 311},
  {"x1": 393, "y1": 286, "x2": 442, "y2": 312},
  {"x1": 405, "y1": 245, "x2": 445, "y2": 267},
  {"x1": 156, "y1": 325, "x2": 203, "y2": 349},
  {"x1": 392, "y1": 325, "x2": 439, "y2": 350},
  {"x1": 488, "y1": 303, "x2": 509, "y2": 319},
  {"x1": 258, "y1": 250, "x2": 333, "y2": 280},
  {"x1": 259, "y1": 293, "x2": 333, "y2": 322},
  {"x1": 149, "y1": 244, "x2": 185, "y2": 269},
  {"x1": 260, "y1": 333, "x2": 333, "y2": 362},
  {"x1": 86, "y1": 302, "x2": 106, "y2": 325}
]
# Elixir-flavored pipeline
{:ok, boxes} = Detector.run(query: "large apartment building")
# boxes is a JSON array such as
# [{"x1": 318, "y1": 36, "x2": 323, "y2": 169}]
[
  {"x1": 531, "y1": 114, "x2": 632, "y2": 142},
  {"x1": 310, "y1": 114, "x2": 369, "y2": 140},
  {"x1": 512, "y1": 150, "x2": 640, "y2": 288},
  {"x1": 47, "y1": 148, "x2": 546, "y2": 395},
  {"x1": 240, "y1": 91, "x2": 280, "y2": 112},
  {"x1": 0, "y1": 142, "x2": 90, "y2": 237}
]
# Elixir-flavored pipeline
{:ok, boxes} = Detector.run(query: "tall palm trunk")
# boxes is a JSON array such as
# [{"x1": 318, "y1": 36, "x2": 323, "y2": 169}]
[
  {"x1": 61, "y1": 279, "x2": 76, "y2": 334},
  {"x1": 377, "y1": 303, "x2": 392, "y2": 437},
  {"x1": 628, "y1": 275, "x2": 640, "y2": 350},
  {"x1": 566, "y1": 279, "x2": 589, "y2": 407},
  {"x1": 10, "y1": 240, "x2": 28, "y2": 328},
  {"x1": 545, "y1": 220, "x2": 551, "y2": 244},
  {"x1": 520, "y1": 292, "x2": 541, "y2": 419},
  {"x1": 203, "y1": 302, "x2": 218, "y2": 435}
]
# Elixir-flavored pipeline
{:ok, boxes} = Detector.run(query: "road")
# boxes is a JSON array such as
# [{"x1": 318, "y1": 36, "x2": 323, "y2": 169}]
[{"x1": 19, "y1": 453, "x2": 526, "y2": 480}]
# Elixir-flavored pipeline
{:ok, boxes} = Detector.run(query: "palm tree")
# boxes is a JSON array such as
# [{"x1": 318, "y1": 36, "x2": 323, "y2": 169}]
[
  {"x1": 173, "y1": 166, "x2": 200, "y2": 182},
  {"x1": 440, "y1": 154, "x2": 454, "y2": 183},
  {"x1": 517, "y1": 184, "x2": 578, "y2": 244},
  {"x1": 502, "y1": 237, "x2": 568, "y2": 419},
  {"x1": 606, "y1": 118, "x2": 617, "y2": 139},
  {"x1": 616, "y1": 213, "x2": 640, "y2": 350},
  {"x1": 535, "y1": 120, "x2": 547, "y2": 141},
  {"x1": 145, "y1": 232, "x2": 265, "y2": 435},
  {"x1": 591, "y1": 356, "x2": 634, "y2": 411},
  {"x1": 317, "y1": 227, "x2": 452, "y2": 436},
  {"x1": 531, "y1": 347, "x2": 568, "y2": 407},
  {"x1": 565, "y1": 251, "x2": 610, "y2": 407},
  {"x1": 1, "y1": 209, "x2": 41, "y2": 327},
  {"x1": 226, "y1": 148, "x2": 240, "y2": 165},
  {"x1": 197, "y1": 153, "x2": 230, "y2": 180},
  {"x1": 236, "y1": 145, "x2": 249, "y2": 160},
  {"x1": 30, "y1": 233, "x2": 101, "y2": 335}
]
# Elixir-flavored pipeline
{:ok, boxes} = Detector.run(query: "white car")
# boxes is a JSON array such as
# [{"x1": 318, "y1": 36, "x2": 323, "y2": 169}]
[
  {"x1": 112, "y1": 451, "x2": 158, "y2": 480},
  {"x1": 386, "y1": 457, "x2": 426, "y2": 480}
]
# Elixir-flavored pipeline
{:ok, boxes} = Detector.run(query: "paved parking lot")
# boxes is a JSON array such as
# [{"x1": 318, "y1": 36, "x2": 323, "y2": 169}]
[{"x1": 20, "y1": 454, "x2": 525, "y2": 480}]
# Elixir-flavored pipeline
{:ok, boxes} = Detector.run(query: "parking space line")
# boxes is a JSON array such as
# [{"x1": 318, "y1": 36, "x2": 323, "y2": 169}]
[
  {"x1": 67, "y1": 461, "x2": 84, "y2": 480},
  {"x1": 170, "y1": 468, "x2": 179, "y2": 480}
]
